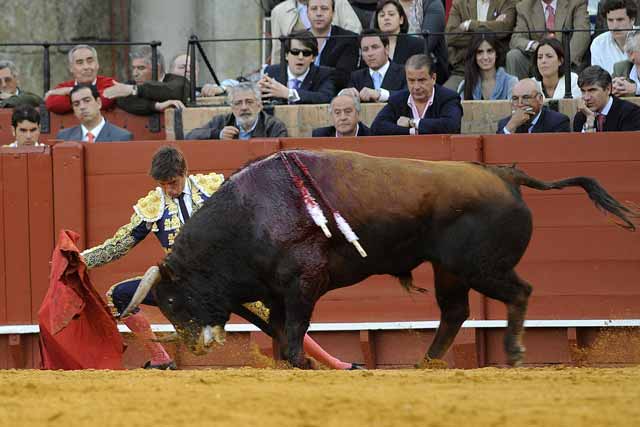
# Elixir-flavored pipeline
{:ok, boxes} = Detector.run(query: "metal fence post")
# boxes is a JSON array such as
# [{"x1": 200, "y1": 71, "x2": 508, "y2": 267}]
[{"x1": 562, "y1": 29, "x2": 573, "y2": 99}]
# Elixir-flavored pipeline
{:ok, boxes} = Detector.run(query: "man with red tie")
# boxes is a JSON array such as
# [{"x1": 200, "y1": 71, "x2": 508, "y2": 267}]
[
  {"x1": 573, "y1": 65, "x2": 640, "y2": 132},
  {"x1": 56, "y1": 84, "x2": 132, "y2": 142}
]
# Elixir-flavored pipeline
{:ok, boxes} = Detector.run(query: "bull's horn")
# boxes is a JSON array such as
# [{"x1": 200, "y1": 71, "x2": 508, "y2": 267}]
[
  {"x1": 151, "y1": 332, "x2": 179, "y2": 343},
  {"x1": 213, "y1": 325, "x2": 226, "y2": 345},
  {"x1": 121, "y1": 266, "x2": 161, "y2": 318}
]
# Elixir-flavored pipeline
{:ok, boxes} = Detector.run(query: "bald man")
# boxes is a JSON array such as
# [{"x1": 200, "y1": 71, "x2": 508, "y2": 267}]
[
  {"x1": 312, "y1": 91, "x2": 372, "y2": 137},
  {"x1": 497, "y1": 79, "x2": 570, "y2": 134}
]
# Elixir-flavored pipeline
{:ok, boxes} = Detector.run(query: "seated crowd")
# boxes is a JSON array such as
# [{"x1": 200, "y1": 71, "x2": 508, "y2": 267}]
[{"x1": 3, "y1": 0, "x2": 640, "y2": 147}]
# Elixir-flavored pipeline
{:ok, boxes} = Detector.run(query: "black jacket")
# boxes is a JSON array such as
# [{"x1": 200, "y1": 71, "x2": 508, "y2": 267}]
[
  {"x1": 392, "y1": 34, "x2": 425, "y2": 65},
  {"x1": 263, "y1": 63, "x2": 336, "y2": 104},
  {"x1": 573, "y1": 96, "x2": 640, "y2": 132},
  {"x1": 312, "y1": 122, "x2": 372, "y2": 137},
  {"x1": 497, "y1": 107, "x2": 571, "y2": 134},
  {"x1": 371, "y1": 86, "x2": 462, "y2": 135},
  {"x1": 185, "y1": 111, "x2": 288, "y2": 140},
  {"x1": 349, "y1": 61, "x2": 407, "y2": 96},
  {"x1": 318, "y1": 25, "x2": 359, "y2": 91},
  {"x1": 116, "y1": 73, "x2": 189, "y2": 116}
]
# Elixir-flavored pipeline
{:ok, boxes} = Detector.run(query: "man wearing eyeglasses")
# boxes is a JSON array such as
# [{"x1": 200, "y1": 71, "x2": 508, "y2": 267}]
[
  {"x1": 185, "y1": 82, "x2": 288, "y2": 140},
  {"x1": 259, "y1": 30, "x2": 336, "y2": 104},
  {"x1": 497, "y1": 78, "x2": 570, "y2": 134}
]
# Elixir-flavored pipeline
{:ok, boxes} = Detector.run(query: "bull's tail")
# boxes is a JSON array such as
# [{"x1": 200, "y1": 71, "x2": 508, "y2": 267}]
[{"x1": 495, "y1": 165, "x2": 638, "y2": 231}]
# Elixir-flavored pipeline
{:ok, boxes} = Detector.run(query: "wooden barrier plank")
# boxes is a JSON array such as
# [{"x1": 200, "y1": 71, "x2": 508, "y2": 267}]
[
  {"x1": 27, "y1": 150, "x2": 55, "y2": 322},
  {"x1": 52, "y1": 142, "x2": 86, "y2": 249},
  {"x1": 2, "y1": 153, "x2": 32, "y2": 323},
  {"x1": 0, "y1": 153, "x2": 5, "y2": 324},
  {"x1": 48, "y1": 110, "x2": 165, "y2": 141}
]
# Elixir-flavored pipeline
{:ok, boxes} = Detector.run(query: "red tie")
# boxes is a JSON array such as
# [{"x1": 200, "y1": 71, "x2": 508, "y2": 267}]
[
  {"x1": 86, "y1": 132, "x2": 95, "y2": 143},
  {"x1": 546, "y1": 5, "x2": 555, "y2": 33},
  {"x1": 596, "y1": 114, "x2": 606, "y2": 132}
]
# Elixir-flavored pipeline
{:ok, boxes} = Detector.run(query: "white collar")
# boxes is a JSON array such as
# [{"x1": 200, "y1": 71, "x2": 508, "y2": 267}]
[
  {"x1": 369, "y1": 61, "x2": 390, "y2": 78},
  {"x1": 81, "y1": 117, "x2": 106, "y2": 141},
  {"x1": 287, "y1": 66, "x2": 310, "y2": 83},
  {"x1": 600, "y1": 96, "x2": 614, "y2": 115},
  {"x1": 74, "y1": 78, "x2": 98, "y2": 86},
  {"x1": 540, "y1": 0, "x2": 558, "y2": 10}
]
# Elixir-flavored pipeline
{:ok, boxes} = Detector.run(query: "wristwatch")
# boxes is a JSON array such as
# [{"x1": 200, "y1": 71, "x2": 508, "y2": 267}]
[
  {"x1": 408, "y1": 119, "x2": 416, "y2": 129},
  {"x1": 131, "y1": 85, "x2": 138, "y2": 96}
]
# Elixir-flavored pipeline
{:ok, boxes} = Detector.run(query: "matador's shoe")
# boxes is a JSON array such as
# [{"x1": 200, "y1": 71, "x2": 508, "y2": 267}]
[
  {"x1": 143, "y1": 360, "x2": 177, "y2": 370},
  {"x1": 348, "y1": 363, "x2": 366, "y2": 370}
]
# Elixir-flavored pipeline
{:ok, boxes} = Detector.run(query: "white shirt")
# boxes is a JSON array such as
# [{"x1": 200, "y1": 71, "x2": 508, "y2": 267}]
[
  {"x1": 590, "y1": 31, "x2": 628, "y2": 74},
  {"x1": 629, "y1": 65, "x2": 640, "y2": 95},
  {"x1": 297, "y1": 1, "x2": 311, "y2": 29},
  {"x1": 286, "y1": 66, "x2": 310, "y2": 103},
  {"x1": 369, "y1": 60, "x2": 391, "y2": 102},
  {"x1": 535, "y1": 72, "x2": 581, "y2": 100},
  {"x1": 477, "y1": 0, "x2": 490, "y2": 21},
  {"x1": 81, "y1": 117, "x2": 106, "y2": 142},
  {"x1": 407, "y1": 87, "x2": 435, "y2": 135},
  {"x1": 172, "y1": 178, "x2": 193, "y2": 224}
]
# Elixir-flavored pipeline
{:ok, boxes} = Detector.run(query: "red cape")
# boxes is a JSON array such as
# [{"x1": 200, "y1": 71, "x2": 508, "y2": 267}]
[{"x1": 38, "y1": 230, "x2": 124, "y2": 370}]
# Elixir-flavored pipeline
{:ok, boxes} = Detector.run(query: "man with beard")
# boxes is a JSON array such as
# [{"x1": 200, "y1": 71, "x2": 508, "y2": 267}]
[{"x1": 185, "y1": 82, "x2": 288, "y2": 140}]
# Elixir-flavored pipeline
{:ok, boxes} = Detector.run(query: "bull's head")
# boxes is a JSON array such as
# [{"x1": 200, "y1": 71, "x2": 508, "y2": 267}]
[{"x1": 121, "y1": 265, "x2": 229, "y2": 355}]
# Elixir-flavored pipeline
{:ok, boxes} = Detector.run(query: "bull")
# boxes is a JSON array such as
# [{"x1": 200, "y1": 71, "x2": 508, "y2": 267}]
[{"x1": 123, "y1": 149, "x2": 637, "y2": 368}]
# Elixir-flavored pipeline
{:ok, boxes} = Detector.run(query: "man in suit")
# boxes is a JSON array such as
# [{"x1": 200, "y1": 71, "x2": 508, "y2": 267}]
[
  {"x1": 259, "y1": 30, "x2": 336, "y2": 104},
  {"x1": 497, "y1": 79, "x2": 570, "y2": 133},
  {"x1": 371, "y1": 54, "x2": 462, "y2": 135},
  {"x1": 45, "y1": 44, "x2": 116, "y2": 114},
  {"x1": 507, "y1": 0, "x2": 591, "y2": 79},
  {"x1": 270, "y1": 0, "x2": 361, "y2": 63},
  {"x1": 574, "y1": 65, "x2": 640, "y2": 132},
  {"x1": 312, "y1": 90, "x2": 372, "y2": 137},
  {"x1": 0, "y1": 60, "x2": 43, "y2": 108},
  {"x1": 56, "y1": 84, "x2": 133, "y2": 142},
  {"x1": 345, "y1": 29, "x2": 407, "y2": 103},
  {"x1": 444, "y1": 0, "x2": 517, "y2": 90},
  {"x1": 308, "y1": 0, "x2": 358, "y2": 90},
  {"x1": 185, "y1": 82, "x2": 288, "y2": 140},
  {"x1": 611, "y1": 30, "x2": 640, "y2": 96},
  {"x1": 103, "y1": 46, "x2": 187, "y2": 115}
]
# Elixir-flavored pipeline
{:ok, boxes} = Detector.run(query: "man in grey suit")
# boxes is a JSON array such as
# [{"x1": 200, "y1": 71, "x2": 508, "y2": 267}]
[{"x1": 56, "y1": 84, "x2": 132, "y2": 142}]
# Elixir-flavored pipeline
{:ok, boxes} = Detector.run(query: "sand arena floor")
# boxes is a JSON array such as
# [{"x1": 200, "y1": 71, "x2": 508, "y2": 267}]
[{"x1": 0, "y1": 366, "x2": 638, "y2": 427}]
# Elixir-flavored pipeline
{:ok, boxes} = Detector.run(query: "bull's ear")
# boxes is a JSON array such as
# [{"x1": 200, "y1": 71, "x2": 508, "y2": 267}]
[{"x1": 158, "y1": 262, "x2": 176, "y2": 282}]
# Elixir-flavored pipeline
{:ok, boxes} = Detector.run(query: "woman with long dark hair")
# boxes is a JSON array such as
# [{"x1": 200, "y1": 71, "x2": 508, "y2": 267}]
[
  {"x1": 459, "y1": 34, "x2": 517, "y2": 100},
  {"x1": 373, "y1": 0, "x2": 424, "y2": 65},
  {"x1": 532, "y1": 38, "x2": 580, "y2": 99}
]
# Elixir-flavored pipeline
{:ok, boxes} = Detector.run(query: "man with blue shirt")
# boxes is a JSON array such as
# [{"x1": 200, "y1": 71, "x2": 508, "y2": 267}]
[{"x1": 185, "y1": 82, "x2": 288, "y2": 140}]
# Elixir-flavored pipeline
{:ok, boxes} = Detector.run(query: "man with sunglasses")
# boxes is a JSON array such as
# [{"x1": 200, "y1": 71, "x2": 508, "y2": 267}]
[
  {"x1": 497, "y1": 79, "x2": 570, "y2": 134},
  {"x1": 185, "y1": 82, "x2": 288, "y2": 140},
  {"x1": 259, "y1": 30, "x2": 336, "y2": 104}
]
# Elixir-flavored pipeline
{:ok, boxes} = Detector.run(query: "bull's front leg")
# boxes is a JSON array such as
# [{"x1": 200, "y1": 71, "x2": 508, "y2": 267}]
[{"x1": 284, "y1": 302, "x2": 315, "y2": 369}]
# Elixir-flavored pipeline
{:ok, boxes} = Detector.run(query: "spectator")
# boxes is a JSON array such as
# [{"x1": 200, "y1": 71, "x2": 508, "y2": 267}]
[
  {"x1": 532, "y1": 38, "x2": 581, "y2": 99},
  {"x1": 259, "y1": 30, "x2": 336, "y2": 104},
  {"x1": 612, "y1": 30, "x2": 640, "y2": 96},
  {"x1": 270, "y1": 0, "x2": 362, "y2": 63},
  {"x1": 312, "y1": 90, "x2": 372, "y2": 136},
  {"x1": 497, "y1": 78, "x2": 570, "y2": 133},
  {"x1": 507, "y1": 0, "x2": 590, "y2": 79},
  {"x1": 185, "y1": 82, "x2": 288, "y2": 140},
  {"x1": 56, "y1": 84, "x2": 132, "y2": 142},
  {"x1": 458, "y1": 33, "x2": 518, "y2": 100},
  {"x1": 444, "y1": 0, "x2": 517, "y2": 91},
  {"x1": 574, "y1": 65, "x2": 640, "y2": 131},
  {"x1": 308, "y1": 0, "x2": 359, "y2": 90},
  {"x1": 5, "y1": 105, "x2": 44, "y2": 147},
  {"x1": 373, "y1": 0, "x2": 424, "y2": 65},
  {"x1": 371, "y1": 53, "x2": 462, "y2": 135},
  {"x1": 346, "y1": 30, "x2": 407, "y2": 102},
  {"x1": 103, "y1": 46, "x2": 187, "y2": 115},
  {"x1": 45, "y1": 44, "x2": 115, "y2": 114},
  {"x1": 406, "y1": 0, "x2": 449, "y2": 83},
  {"x1": 591, "y1": 0, "x2": 638, "y2": 74},
  {"x1": 0, "y1": 60, "x2": 43, "y2": 108}
]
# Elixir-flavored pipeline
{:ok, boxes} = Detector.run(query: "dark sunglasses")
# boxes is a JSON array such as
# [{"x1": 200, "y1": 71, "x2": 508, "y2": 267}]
[{"x1": 288, "y1": 48, "x2": 314, "y2": 57}]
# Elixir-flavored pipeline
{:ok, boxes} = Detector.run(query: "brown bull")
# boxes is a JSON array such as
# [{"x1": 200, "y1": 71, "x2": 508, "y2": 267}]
[{"x1": 123, "y1": 150, "x2": 637, "y2": 368}]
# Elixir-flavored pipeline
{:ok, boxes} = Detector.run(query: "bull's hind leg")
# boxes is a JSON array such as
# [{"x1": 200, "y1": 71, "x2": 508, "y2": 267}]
[
  {"x1": 421, "y1": 264, "x2": 470, "y2": 366},
  {"x1": 470, "y1": 270, "x2": 532, "y2": 366}
]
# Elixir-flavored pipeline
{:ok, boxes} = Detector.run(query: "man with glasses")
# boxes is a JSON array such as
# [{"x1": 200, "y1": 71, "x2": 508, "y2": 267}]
[
  {"x1": 0, "y1": 60, "x2": 42, "y2": 108},
  {"x1": 185, "y1": 82, "x2": 288, "y2": 140},
  {"x1": 497, "y1": 78, "x2": 570, "y2": 133},
  {"x1": 259, "y1": 30, "x2": 336, "y2": 104}
]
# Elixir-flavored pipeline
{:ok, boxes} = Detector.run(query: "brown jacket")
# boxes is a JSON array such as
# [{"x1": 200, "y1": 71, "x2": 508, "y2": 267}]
[
  {"x1": 446, "y1": 0, "x2": 517, "y2": 72},
  {"x1": 509, "y1": 0, "x2": 590, "y2": 67}
]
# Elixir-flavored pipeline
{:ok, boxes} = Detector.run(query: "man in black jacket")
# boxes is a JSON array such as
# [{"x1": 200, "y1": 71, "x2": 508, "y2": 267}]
[
  {"x1": 185, "y1": 82, "x2": 288, "y2": 140},
  {"x1": 312, "y1": 90, "x2": 372, "y2": 137},
  {"x1": 346, "y1": 30, "x2": 407, "y2": 103},
  {"x1": 574, "y1": 65, "x2": 640, "y2": 132},
  {"x1": 308, "y1": 0, "x2": 358, "y2": 91},
  {"x1": 103, "y1": 46, "x2": 188, "y2": 115},
  {"x1": 259, "y1": 30, "x2": 336, "y2": 104},
  {"x1": 371, "y1": 54, "x2": 462, "y2": 135},
  {"x1": 497, "y1": 79, "x2": 570, "y2": 133}
]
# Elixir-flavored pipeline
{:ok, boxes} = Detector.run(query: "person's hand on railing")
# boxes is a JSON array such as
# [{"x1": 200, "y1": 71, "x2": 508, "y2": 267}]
[
  {"x1": 359, "y1": 87, "x2": 380, "y2": 103},
  {"x1": 104, "y1": 82, "x2": 136, "y2": 99},
  {"x1": 201, "y1": 83, "x2": 226, "y2": 97},
  {"x1": 154, "y1": 100, "x2": 185, "y2": 112},
  {"x1": 612, "y1": 77, "x2": 637, "y2": 98},
  {"x1": 258, "y1": 74, "x2": 288, "y2": 100},
  {"x1": 44, "y1": 86, "x2": 73, "y2": 99}
]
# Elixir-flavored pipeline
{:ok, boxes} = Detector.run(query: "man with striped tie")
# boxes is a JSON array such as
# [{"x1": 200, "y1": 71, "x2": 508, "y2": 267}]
[{"x1": 56, "y1": 84, "x2": 132, "y2": 142}]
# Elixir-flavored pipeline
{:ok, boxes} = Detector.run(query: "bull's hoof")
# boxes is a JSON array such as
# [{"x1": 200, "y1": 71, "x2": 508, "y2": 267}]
[
  {"x1": 507, "y1": 346, "x2": 526, "y2": 367},
  {"x1": 415, "y1": 357, "x2": 448, "y2": 369}
]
